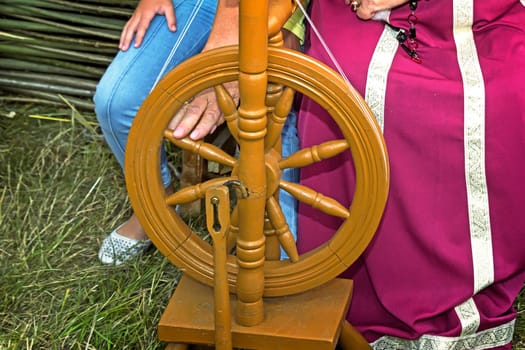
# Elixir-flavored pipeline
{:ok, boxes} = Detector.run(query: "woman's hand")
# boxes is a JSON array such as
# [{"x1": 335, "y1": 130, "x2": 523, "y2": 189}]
[
  {"x1": 168, "y1": 0, "x2": 240, "y2": 140},
  {"x1": 167, "y1": 0, "x2": 306, "y2": 141},
  {"x1": 345, "y1": 0, "x2": 409, "y2": 20},
  {"x1": 120, "y1": 0, "x2": 176, "y2": 51},
  {"x1": 168, "y1": 82, "x2": 240, "y2": 140}
]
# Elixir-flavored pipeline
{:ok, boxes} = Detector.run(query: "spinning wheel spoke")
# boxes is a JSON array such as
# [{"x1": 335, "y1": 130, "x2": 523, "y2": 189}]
[
  {"x1": 215, "y1": 83, "x2": 240, "y2": 143},
  {"x1": 265, "y1": 196, "x2": 299, "y2": 262},
  {"x1": 279, "y1": 179, "x2": 350, "y2": 219},
  {"x1": 279, "y1": 139, "x2": 349, "y2": 170},
  {"x1": 164, "y1": 131, "x2": 237, "y2": 168},
  {"x1": 265, "y1": 87, "x2": 295, "y2": 152},
  {"x1": 166, "y1": 176, "x2": 236, "y2": 206}
]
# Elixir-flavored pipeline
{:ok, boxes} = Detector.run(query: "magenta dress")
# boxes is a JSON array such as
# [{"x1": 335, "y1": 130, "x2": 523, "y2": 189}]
[{"x1": 296, "y1": 0, "x2": 525, "y2": 348}]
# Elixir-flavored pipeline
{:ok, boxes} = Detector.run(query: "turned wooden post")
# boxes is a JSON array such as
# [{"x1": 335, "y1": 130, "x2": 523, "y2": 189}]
[{"x1": 234, "y1": 0, "x2": 269, "y2": 327}]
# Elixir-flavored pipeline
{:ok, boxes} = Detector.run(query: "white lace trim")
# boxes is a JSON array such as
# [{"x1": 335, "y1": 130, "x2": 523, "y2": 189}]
[
  {"x1": 371, "y1": 319, "x2": 515, "y2": 350},
  {"x1": 452, "y1": 0, "x2": 494, "y2": 335},
  {"x1": 455, "y1": 297, "x2": 481, "y2": 336},
  {"x1": 364, "y1": 25, "x2": 398, "y2": 131}
]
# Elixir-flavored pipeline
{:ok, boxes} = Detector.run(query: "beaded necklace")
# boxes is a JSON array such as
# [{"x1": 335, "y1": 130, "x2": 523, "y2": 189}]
[{"x1": 388, "y1": 0, "x2": 422, "y2": 63}]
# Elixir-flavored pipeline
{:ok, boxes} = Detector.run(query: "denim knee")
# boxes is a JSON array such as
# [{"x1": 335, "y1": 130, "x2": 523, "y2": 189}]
[{"x1": 94, "y1": 75, "x2": 139, "y2": 170}]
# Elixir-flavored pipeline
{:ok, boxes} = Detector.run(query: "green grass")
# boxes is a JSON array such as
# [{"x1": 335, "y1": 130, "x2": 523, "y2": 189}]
[
  {"x1": 0, "y1": 102, "x2": 524, "y2": 349},
  {"x1": 516, "y1": 286, "x2": 525, "y2": 349},
  {"x1": 0, "y1": 103, "x2": 181, "y2": 349}
]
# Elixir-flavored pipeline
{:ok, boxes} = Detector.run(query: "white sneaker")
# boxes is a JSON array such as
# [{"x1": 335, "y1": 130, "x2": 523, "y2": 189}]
[{"x1": 98, "y1": 230, "x2": 152, "y2": 265}]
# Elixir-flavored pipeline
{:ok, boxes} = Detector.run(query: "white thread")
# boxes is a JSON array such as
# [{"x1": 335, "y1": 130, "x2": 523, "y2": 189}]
[
  {"x1": 151, "y1": 0, "x2": 205, "y2": 91},
  {"x1": 292, "y1": 1, "x2": 391, "y2": 90},
  {"x1": 293, "y1": 0, "x2": 354, "y2": 90}
]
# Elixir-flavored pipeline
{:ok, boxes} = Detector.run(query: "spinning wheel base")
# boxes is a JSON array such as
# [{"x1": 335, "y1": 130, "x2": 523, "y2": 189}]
[{"x1": 159, "y1": 275, "x2": 361, "y2": 350}]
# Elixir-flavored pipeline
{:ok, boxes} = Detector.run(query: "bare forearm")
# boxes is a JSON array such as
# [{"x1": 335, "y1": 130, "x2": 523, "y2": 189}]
[{"x1": 202, "y1": 0, "x2": 239, "y2": 51}]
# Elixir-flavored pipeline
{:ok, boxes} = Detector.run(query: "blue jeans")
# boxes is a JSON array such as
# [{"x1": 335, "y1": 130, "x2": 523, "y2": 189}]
[
  {"x1": 94, "y1": 0, "x2": 218, "y2": 188},
  {"x1": 280, "y1": 110, "x2": 299, "y2": 259},
  {"x1": 94, "y1": 0, "x2": 299, "y2": 257}
]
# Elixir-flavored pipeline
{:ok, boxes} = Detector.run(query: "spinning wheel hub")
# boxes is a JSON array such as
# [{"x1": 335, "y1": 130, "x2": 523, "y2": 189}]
[{"x1": 264, "y1": 148, "x2": 282, "y2": 199}]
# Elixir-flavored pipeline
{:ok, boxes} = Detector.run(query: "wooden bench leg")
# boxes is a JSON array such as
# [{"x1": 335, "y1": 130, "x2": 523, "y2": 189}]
[
  {"x1": 338, "y1": 321, "x2": 371, "y2": 350},
  {"x1": 178, "y1": 149, "x2": 204, "y2": 217}
]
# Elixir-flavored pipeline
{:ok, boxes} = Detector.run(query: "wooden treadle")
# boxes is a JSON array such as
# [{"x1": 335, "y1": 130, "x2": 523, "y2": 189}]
[{"x1": 158, "y1": 275, "x2": 353, "y2": 350}]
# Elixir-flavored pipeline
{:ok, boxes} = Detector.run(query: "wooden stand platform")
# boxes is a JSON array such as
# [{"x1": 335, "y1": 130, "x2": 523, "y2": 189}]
[{"x1": 159, "y1": 275, "x2": 355, "y2": 350}]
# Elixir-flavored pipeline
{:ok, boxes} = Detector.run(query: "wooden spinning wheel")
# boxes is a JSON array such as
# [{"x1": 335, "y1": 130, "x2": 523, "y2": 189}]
[
  {"x1": 124, "y1": 1, "x2": 389, "y2": 348},
  {"x1": 125, "y1": 45, "x2": 388, "y2": 294}
]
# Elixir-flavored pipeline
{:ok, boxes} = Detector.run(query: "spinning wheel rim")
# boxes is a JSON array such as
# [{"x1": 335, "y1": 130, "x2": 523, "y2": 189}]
[{"x1": 125, "y1": 46, "x2": 389, "y2": 297}]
